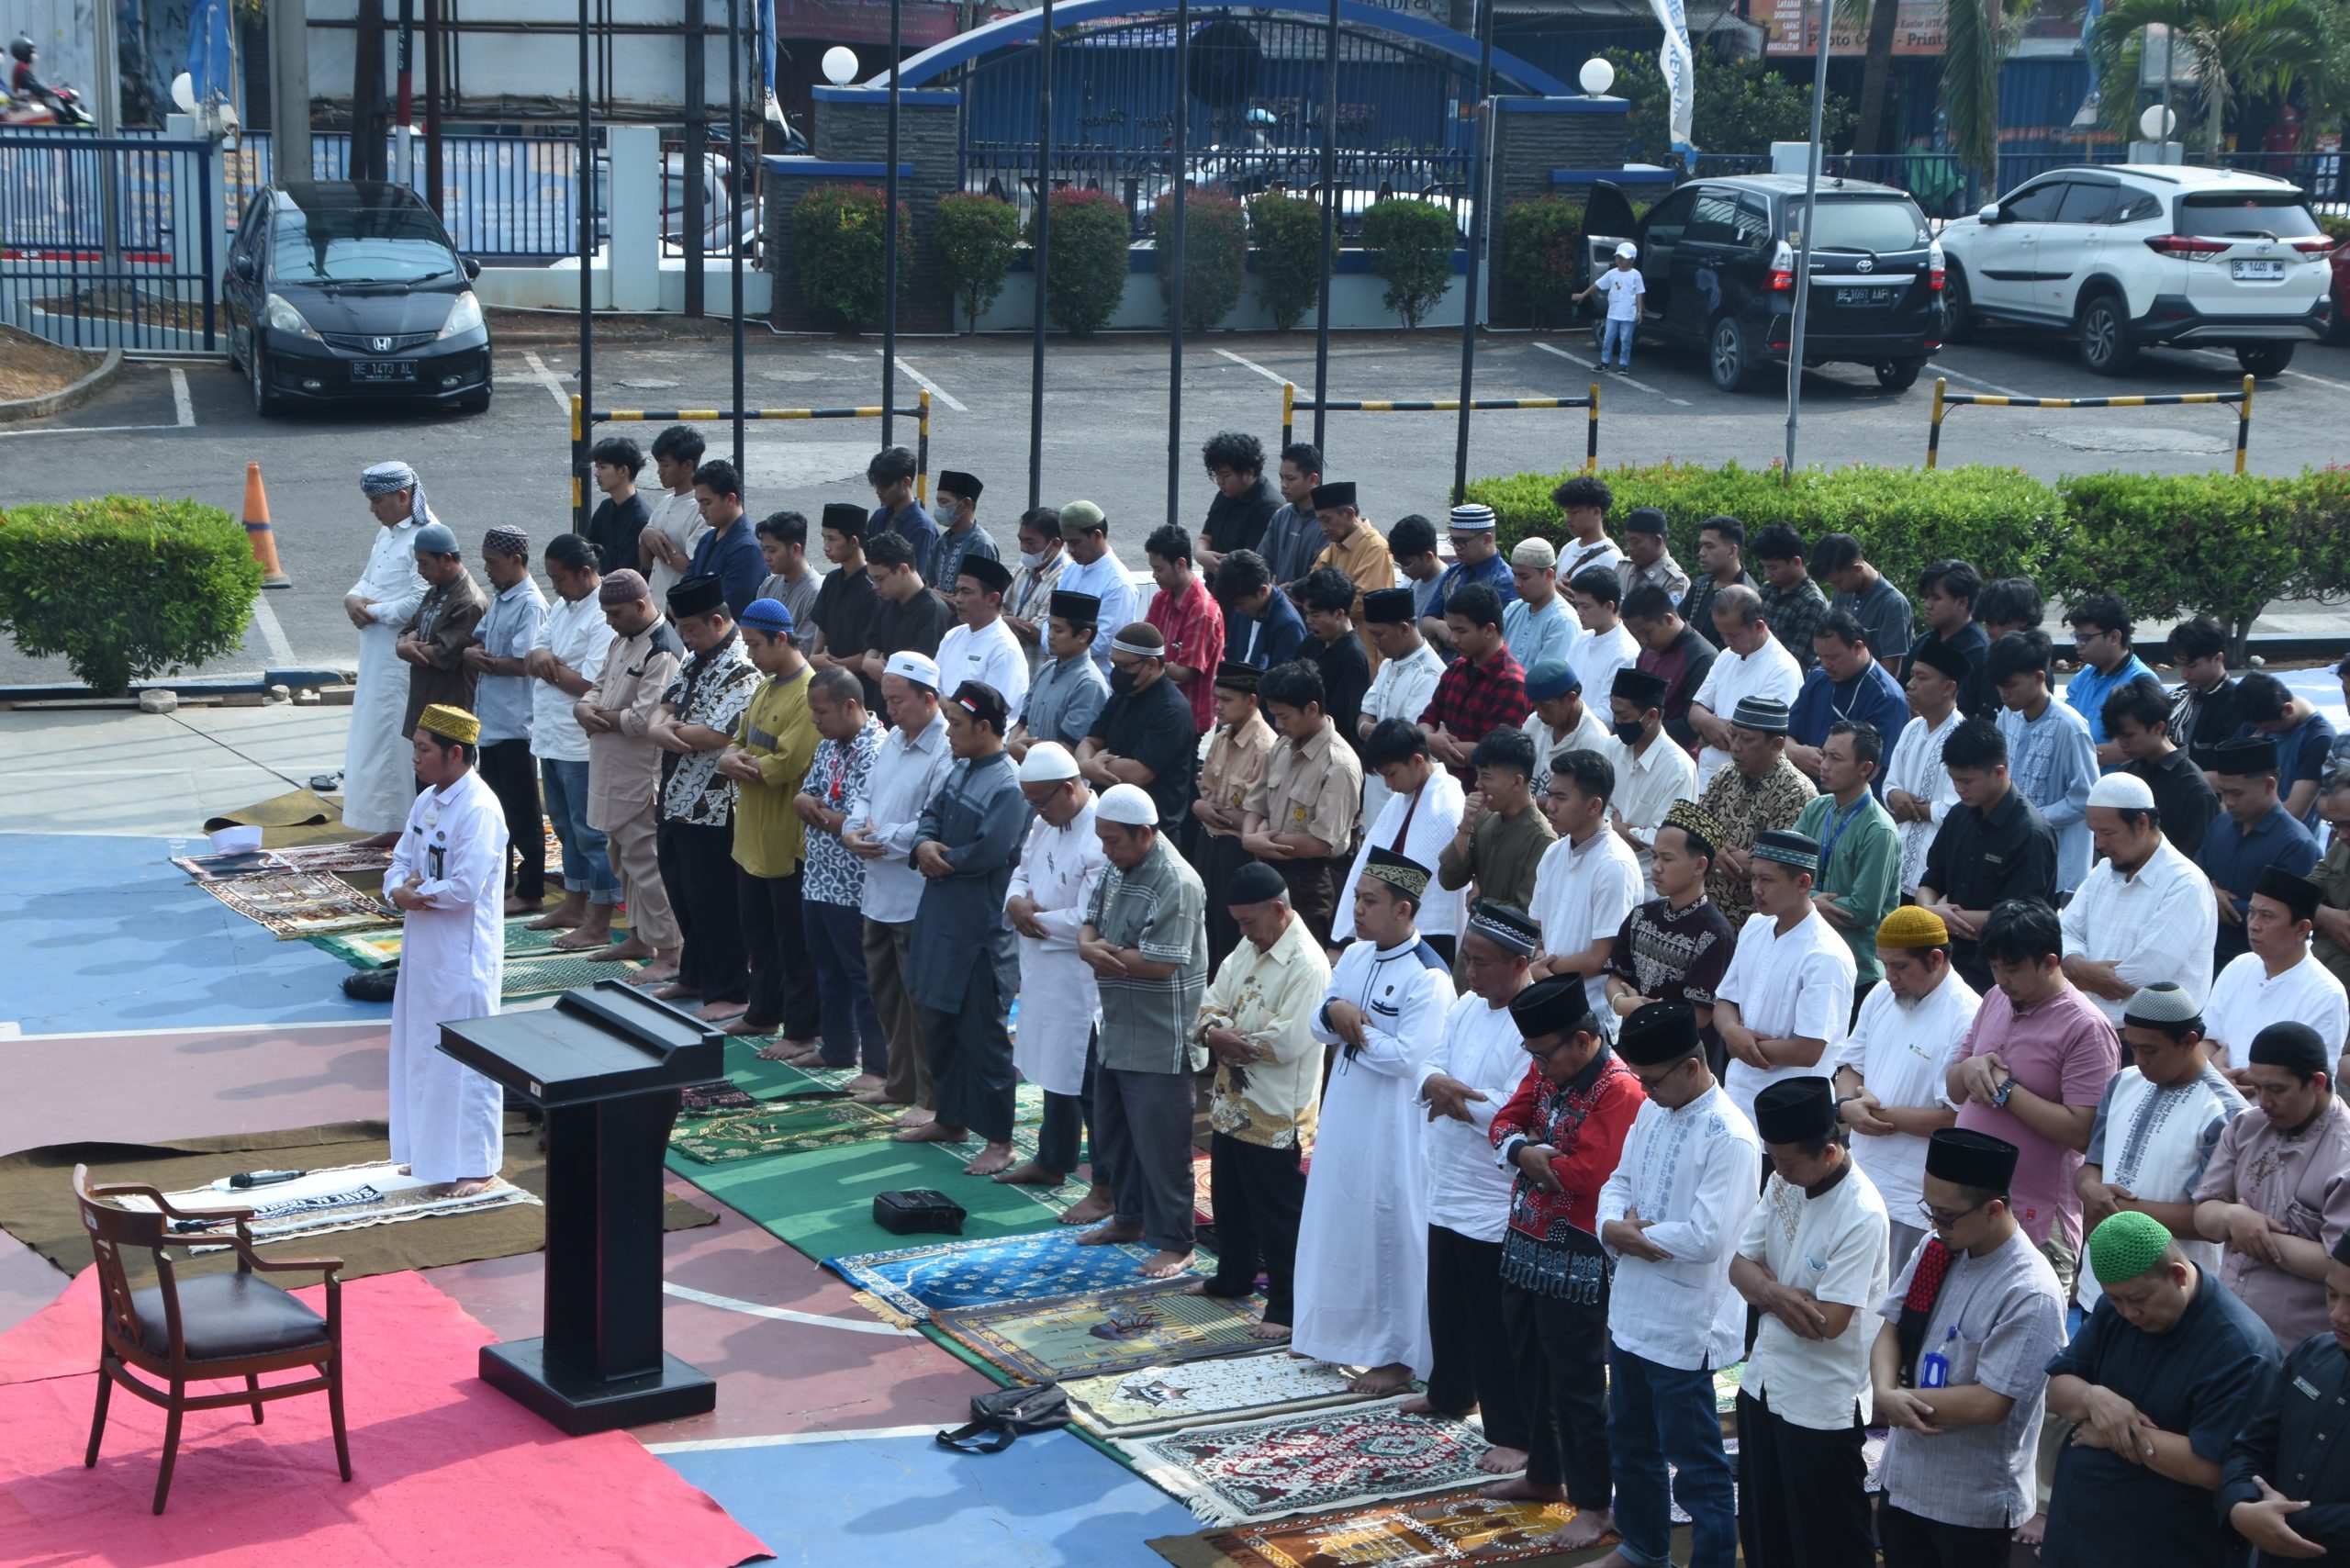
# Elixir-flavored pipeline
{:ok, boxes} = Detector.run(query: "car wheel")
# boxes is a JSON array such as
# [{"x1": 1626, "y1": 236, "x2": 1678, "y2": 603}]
[
  {"x1": 1709, "y1": 316, "x2": 1753, "y2": 393},
  {"x1": 2235, "y1": 343, "x2": 2295, "y2": 378},
  {"x1": 2076, "y1": 295, "x2": 2136, "y2": 376},
  {"x1": 249, "y1": 344, "x2": 280, "y2": 416},
  {"x1": 1942, "y1": 266, "x2": 1975, "y2": 344},
  {"x1": 1876, "y1": 357, "x2": 1926, "y2": 391}
]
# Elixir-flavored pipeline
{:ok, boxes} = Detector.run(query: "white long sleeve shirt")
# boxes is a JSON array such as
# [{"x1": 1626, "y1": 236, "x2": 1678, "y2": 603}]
[
  {"x1": 2057, "y1": 838, "x2": 2219, "y2": 1025},
  {"x1": 1420, "y1": 991, "x2": 1537, "y2": 1242},
  {"x1": 1597, "y1": 1082, "x2": 1762, "y2": 1370},
  {"x1": 844, "y1": 711, "x2": 955, "y2": 924},
  {"x1": 1884, "y1": 710, "x2": 1962, "y2": 895},
  {"x1": 1336, "y1": 770, "x2": 1467, "y2": 944}
]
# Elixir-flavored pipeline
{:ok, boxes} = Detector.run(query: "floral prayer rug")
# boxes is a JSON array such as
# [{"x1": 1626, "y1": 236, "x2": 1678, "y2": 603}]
[
  {"x1": 203, "y1": 871, "x2": 386, "y2": 937},
  {"x1": 1125, "y1": 1397, "x2": 1494, "y2": 1526},
  {"x1": 668, "y1": 1100, "x2": 897, "y2": 1165},
  {"x1": 821, "y1": 1229, "x2": 1203, "y2": 1327},
  {"x1": 1063, "y1": 1350, "x2": 1370, "y2": 1439},
  {"x1": 931, "y1": 1282, "x2": 1265, "y2": 1383},
  {"x1": 1163, "y1": 1492, "x2": 1591, "y2": 1568},
  {"x1": 270, "y1": 841, "x2": 398, "y2": 877},
  {"x1": 110, "y1": 1161, "x2": 539, "y2": 1249},
  {"x1": 678, "y1": 1081, "x2": 761, "y2": 1115}
]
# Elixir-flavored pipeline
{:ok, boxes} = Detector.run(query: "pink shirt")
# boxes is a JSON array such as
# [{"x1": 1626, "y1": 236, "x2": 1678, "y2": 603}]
[
  {"x1": 1146, "y1": 574, "x2": 1226, "y2": 733},
  {"x1": 1953, "y1": 985, "x2": 2121, "y2": 1252}
]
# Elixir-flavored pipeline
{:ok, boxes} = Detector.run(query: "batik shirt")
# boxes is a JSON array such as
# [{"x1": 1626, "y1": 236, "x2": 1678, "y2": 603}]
[
  {"x1": 1697, "y1": 756, "x2": 1818, "y2": 925},
  {"x1": 658, "y1": 633, "x2": 760, "y2": 826},
  {"x1": 801, "y1": 716, "x2": 883, "y2": 909}
]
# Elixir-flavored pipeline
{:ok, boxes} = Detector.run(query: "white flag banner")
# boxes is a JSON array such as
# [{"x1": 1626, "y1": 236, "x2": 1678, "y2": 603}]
[{"x1": 1651, "y1": 0, "x2": 1697, "y2": 151}]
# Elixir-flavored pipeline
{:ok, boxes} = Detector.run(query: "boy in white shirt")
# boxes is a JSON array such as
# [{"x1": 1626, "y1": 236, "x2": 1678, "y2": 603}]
[{"x1": 1575, "y1": 242, "x2": 1647, "y2": 372}]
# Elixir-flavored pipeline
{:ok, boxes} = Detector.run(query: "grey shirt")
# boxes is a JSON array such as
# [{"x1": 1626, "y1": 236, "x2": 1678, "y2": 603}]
[
  {"x1": 907, "y1": 749, "x2": 1025, "y2": 1010},
  {"x1": 1874, "y1": 1226, "x2": 2067, "y2": 1530},
  {"x1": 757, "y1": 568, "x2": 822, "y2": 653},
  {"x1": 1833, "y1": 574, "x2": 1916, "y2": 666},
  {"x1": 475, "y1": 576, "x2": 547, "y2": 745},
  {"x1": 1021, "y1": 651, "x2": 1111, "y2": 751},
  {"x1": 1258, "y1": 501, "x2": 1326, "y2": 588},
  {"x1": 1085, "y1": 834, "x2": 1210, "y2": 1074}
]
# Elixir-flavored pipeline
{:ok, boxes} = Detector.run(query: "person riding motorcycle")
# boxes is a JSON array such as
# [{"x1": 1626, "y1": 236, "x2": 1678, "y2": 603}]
[{"x1": 6, "y1": 35, "x2": 87, "y2": 125}]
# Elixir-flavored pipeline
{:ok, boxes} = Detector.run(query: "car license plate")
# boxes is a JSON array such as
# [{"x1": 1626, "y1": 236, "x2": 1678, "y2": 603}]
[
  {"x1": 1833, "y1": 286, "x2": 1898, "y2": 307},
  {"x1": 2232, "y1": 259, "x2": 2287, "y2": 280},
  {"x1": 351, "y1": 360, "x2": 416, "y2": 382}
]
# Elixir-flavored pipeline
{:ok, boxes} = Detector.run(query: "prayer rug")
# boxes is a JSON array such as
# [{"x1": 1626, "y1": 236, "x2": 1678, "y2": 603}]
[
  {"x1": 202, "y1": 870, "x2": 387, "y2": 937},
  {"x1": 270, "y1": 841, "x2": 397, "y2": 876},
  {"x1": 678, "y1": 1080, "x2": 761, "y2": 1115},
  {"x1": 310, "y1": 915, "x2": 624, "y2": 969},
  {"x1": 820, "y1": 1228, "x2": 1201, "y2": 1327},
  {"x1": 1125, "y1": 1396, "x2": 1494, "y2": 1526},
  {"x1": 503, "y1": 951, "x2": 644, "y2": 999},
  {"x1": 931, "y1": 1282, "x2": 1264, "y2": 1383},
  {"x1": 109, "y1": 1161, "x2": 539, "y2": 1249},
  {"x1": 171, "y1": 848, "x2": 285, "y2": 880},
  {"x1": 1148, "y1": 1492, "x2": 1603, "y2": 1568},
  {"x1": 669, "y1": 1100, "x2": 898, "y2": 1165},
  {"x1": 0, "y1": 1268, "x2": 767, "y2": 1568},
  {"x1": 1063, "y1": 1350, "x2": 1369, "y2": 1438}
]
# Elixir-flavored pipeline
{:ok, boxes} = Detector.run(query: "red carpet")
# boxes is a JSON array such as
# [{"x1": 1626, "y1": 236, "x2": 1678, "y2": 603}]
[{"x1": 0, "y1": 1270, "x2": 769, "y2": 1567}]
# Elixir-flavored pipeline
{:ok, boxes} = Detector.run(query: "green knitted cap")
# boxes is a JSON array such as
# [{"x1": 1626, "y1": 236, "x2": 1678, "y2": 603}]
[{"x1": 2088, "y1": 1210, "x2": 2174, "y2": 1286}]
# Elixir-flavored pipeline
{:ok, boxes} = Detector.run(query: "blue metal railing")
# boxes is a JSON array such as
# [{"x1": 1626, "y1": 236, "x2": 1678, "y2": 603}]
[
  {"x1": 0, "y1": 130, "x2": 217, "y2": 352},
  {"x1": 225, "y1": 130, "x2": 590, "y2": 259}
]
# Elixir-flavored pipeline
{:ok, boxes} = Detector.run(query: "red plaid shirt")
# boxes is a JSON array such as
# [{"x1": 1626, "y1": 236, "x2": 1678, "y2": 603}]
[
  {"x1": 1147, "y1": 573, "x2": 1225, "y2": 733},
  {"x1": 1417, "y1": 646, "x2": 1530, "y2": 782}
]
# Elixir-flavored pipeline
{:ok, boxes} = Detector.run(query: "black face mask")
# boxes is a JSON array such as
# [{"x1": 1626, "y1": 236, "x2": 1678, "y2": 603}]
[
  {"x1": 1613, "y1": 719, "x2": 1647, "y2": 745},
  {"x1": 1109, "y1": 667, "x2": 1139, "y2": 697}
]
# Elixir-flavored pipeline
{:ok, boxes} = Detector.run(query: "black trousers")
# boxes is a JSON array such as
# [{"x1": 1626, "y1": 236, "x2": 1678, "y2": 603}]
[
  {"x1": 1277, "y1": 857, "x2": 1338, "y2": 951},
  {"x1": 1094, "y1": 1064, "x2": 1198, "y2": 1254},
  {"x1": 735, "y1": 865, "x2": 821, "y2": 1037},
  {"x1": 656, "y1": 818, "x2": 747, "y2": 1002},
  {"x1": 917, "y1": 962, "x2": 1018, "y2": 1145},
  {"x1": 477, "y1": 738, "x2": 545, "y2": 901},
  {"x1": 1201, "y1": 831, "x2": 1251, "y2": 974},
  {"x1": 1035, "y1": 1034, "x2": 1100, "y2": 1178},
  {"x1": 1424, "y1": 1224, "x2": 1528, "y2": 1444},
  {"x1": 1500, "y1": 1280, "x2": 1612, "y2": 1507},
  {"x1": 1203, "y1": 1131, "x2": 1306, "y2": 1326},
  {"x1": 1876, "y1": 1501, "x2": 2013, "y2": 1568},
  {"x1": 1735, "y1": 1388, "x2": 1874, "y2": 1568}
]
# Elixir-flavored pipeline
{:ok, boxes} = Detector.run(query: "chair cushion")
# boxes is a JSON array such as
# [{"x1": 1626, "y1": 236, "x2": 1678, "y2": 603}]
[{"x1": 130, "y1": 1272, "x2": 330, "y2": 1362}]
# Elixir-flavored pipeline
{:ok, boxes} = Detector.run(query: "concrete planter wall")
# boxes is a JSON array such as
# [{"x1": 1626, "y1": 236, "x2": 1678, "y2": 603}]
[{"x1": 968, "y1": 245, "x2": 1478, "y2": 333}]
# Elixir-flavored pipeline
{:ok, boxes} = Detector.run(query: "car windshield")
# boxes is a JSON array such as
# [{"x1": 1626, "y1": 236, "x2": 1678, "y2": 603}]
[
  {"x1": 1796, "y1": 198, "x2": 1930, "y2": 253},
  {"x1": 2179, "y1": 192, "x2": 2322, "y2": 239},
  {"x1": 272, "y1": 204, "x2": 454, "y2": 284}
]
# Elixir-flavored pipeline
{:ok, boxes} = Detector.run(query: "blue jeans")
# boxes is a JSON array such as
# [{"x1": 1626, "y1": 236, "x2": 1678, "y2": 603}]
[
  {"x1": 805, "y1": 896, "x2": 886, "y2": 1070},
  {"x1": 537, "y1": 756, "x2": 617, "y2": 902},
  {"x1": 1608, "y1": 1342, "x2": 1737, "y2": 1568},
  {"x1": 1602, "y1": 318, "x2": 1636, "y2": 366}
]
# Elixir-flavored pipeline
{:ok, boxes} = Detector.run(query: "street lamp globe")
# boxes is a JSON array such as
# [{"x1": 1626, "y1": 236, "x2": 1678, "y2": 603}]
[
  {"x1": 1578, "y1": 57, "x2": 1615, "y2": 96},
  {"x1": 2138, "y1": 104, "x2": 2176, "y2": 140},
  {"x1": 822, "y1": 47, "x2": 860, "y2": 86}
]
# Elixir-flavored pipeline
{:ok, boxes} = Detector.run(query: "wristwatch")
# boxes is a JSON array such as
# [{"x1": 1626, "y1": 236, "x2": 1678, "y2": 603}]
[{"x1": 1990, "y1": 1074, "x2": 2020, "y2": 1108}]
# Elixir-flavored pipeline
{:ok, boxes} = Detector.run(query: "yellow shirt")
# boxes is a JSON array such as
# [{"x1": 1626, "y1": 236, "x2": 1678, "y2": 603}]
[
  {"x1": 730, "y1": 668, "x2": 820, "y2": 877},
  {"x1": 1310, "y1": 519, "x2": 1396, "y2": 670},
  {"x1": 1245, "y1": 719, "x2": 1363, "y2": 857},
  {"x1": 1199, "y1": 711, "x2": 1277, "y2": 839}
]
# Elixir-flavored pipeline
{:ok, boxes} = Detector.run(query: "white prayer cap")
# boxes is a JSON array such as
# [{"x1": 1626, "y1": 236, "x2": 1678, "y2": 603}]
[
  {"x1": 1097, "y1": 783, "x2": 1158, "y2": 828},
  {"x1": 2087, "y1": 772, "x2": 2156, "y2": 811},
  {"x1": 1019, "y1": 743, "x2": 1080, "y2": 784},
  {"x1": 884, "y1": 651, "x2": 940, "y2": 689}
]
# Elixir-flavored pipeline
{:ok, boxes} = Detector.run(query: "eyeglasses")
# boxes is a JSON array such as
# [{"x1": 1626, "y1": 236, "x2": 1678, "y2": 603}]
[
  {"x1": 1916, "y1": 1197, "x2": 1992, "y2": 1230},
  {"x1": 1633, "y1": 1060, "x2": 1685, "y2": 1092}
]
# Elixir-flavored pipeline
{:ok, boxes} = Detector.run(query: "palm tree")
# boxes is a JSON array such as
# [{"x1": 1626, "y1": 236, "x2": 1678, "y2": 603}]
[
  {"x1": 1837, "y1": 0, "x2": 1907, "y2": 152},
  {"x1": 2087, "y1": 0, "x2": 2347, "y2": 152},
  {"x1": 1837, "y1": 0, "x2": 2035, "y2": 178}
]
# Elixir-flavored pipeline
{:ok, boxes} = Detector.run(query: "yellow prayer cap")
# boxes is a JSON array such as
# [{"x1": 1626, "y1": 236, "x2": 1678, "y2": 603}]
[
  {"x1": 418, "y1": 704, "x2": 480, "y2": 745},
  {"x1": 1875, "y1": 905, "x2": 1949, "y2": 949}
]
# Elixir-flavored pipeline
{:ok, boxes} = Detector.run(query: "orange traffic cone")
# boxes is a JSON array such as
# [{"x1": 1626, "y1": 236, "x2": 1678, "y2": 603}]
[{"x1": 242, "y1": 461, "x2": 293, "y2": 589}]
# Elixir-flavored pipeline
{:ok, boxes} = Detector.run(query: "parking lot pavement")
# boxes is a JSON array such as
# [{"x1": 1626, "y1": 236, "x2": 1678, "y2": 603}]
[{"x1": 4, "y1": 326, "x2": 2346, "y2": 685}]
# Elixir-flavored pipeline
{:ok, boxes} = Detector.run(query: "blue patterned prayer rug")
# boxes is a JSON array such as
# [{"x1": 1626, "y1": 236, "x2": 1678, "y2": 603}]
[{"x1": 821, "y1": 1228, "x2": 1209, "y2": 1326}]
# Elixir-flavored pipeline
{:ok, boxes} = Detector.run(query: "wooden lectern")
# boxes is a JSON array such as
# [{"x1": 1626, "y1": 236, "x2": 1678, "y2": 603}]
[{"x1": 439, "y1": 979, "x2": 720, "y2": 1434}]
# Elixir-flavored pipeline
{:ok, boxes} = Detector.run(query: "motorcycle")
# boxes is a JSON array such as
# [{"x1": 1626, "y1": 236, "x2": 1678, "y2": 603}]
[{"x1": 2, "y1": 80, "x2": 95, "y2": 128}]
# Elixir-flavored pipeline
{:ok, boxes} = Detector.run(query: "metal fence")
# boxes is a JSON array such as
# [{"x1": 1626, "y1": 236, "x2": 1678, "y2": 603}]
[
  {"x1": 0, "y1": 130, "x2": 217, "y2": 352},
  {"x1": 220, "y1": 129, "x2": 590, "y2": 260}
]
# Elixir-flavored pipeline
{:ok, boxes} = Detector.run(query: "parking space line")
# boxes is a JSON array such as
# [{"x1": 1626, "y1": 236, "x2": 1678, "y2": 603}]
[
  {"x1": 1531, "y1": 341, "x2": 1691, "y2": 406},
  {"x1": 880, "y1": 352, "x2": 968, "y2": 413},
  {"x1": 0, "y1": 364, "x2": 195, "y2": 440},
  {"x1": 2183, "y1": 346, "x2": 2350, "y2": 394},
  {"x1": 245, "y1": 592, "x2": 296, "y2": 666},
  {"x1": 171, "y1": 369, "x2": 194, "y2": 427},
  {"x1": 1214, "y1": 347, "x2": 1294, "y2": 387},
  {"x1": 1930, "y1": 364, "x2": 2032, "y2": 398},
  {"x1": 520, "y1": 351, "x2": 574, "y2": 413}
]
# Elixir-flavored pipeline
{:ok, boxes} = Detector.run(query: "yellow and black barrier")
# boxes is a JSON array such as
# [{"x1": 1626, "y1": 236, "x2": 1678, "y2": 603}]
[
  {"x1": 1927, "y1": 375, "x2": 2252, "y2": 475},
  {"x1": 1281, "y1": 381, "x2": 1601, "y2": 475},
  {"x1": 570, "y1": 389, "x2": 932, "y2": 514}
]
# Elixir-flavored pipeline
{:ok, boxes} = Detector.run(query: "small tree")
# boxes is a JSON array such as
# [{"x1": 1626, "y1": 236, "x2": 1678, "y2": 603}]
[
  {"x1": 1499, "y1": 196, "x2": 1586, "y2": 330},
  {"x1": 1360, "y1": 197, "x2": 1459, "y2": 330},
  {"x1": 1030, "y1": 188, "x2": 1133, "y2": 337},
  {"x1": 790, "y1": 185, "x2": 912, "y2": 330},
  {"x1": 2050, "y1": 471, "x2": 2312, "y2": 664},
  {"x1": 935, "y1": 193, "x2": 1020, "y2": 331},
  {"x1": 0, "y1": 497, "x2": 262, "y2": 694},
  {"x1": 1152, "y1": 188, "x2": 1248, "y2": 335},
  {"x1": 1248, "y1": 191, "x2": 1331, "y2": 331}
]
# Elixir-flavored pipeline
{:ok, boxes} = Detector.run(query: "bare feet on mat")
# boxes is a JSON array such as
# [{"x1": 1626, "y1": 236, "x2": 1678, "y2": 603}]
[
  {"x1": 444, "y1": 1177, "x2": 494, "y2": 1198},
  {"x1": 1396, "y1": 1394, "x2": 1472, "y2": 1418},
  {"x1": 1473, "y1": 1446, "x2": 1530, "y2": 1476},
  {"x1": 1477, "y1": 1474, "x2": 1561, "y2": 1501},
  {"x1": 851, "y1": 1088, "x2": 903, "y2": 1104},
  {"x1": 990, "y1": 1159, "x2": 1067, "y2": 1186},
  {"x1": 1545, "y1": 1512, "x2": 1617, "y2": 1552},
  {"x1": 698, "y1": 1000, "x2": 750, "y2": 1023},
  {"x1": 1348, "y1": 1363, "x2": 1416, "y2": 1396},
  {"x1": 1058, "y1": 1185, "x2": 1116, "y2": 1226},
  {"x1": 894, "y1": 1106, "x2": 937, "y2": 1128},
  {"x1": 2014, "y1": 1514, "x2": 2046, "y2": 1549},
  {"x1": 844, "y1": 1074, "x2": 887, "y2": 1093},
  {"x1": 722, "y1": 1017, "x2": 772, "y2": 1037},
  {"x1": 963, "y1": 1143, "x2": 1015, "y2": 1177},
  {"x1": 893, "y1": 1121, "x2": 966, "y2": 1144},
  {"x1": 528, "y1": 896, "x2": 588, "y2": 932},
  {"x1": 504, "y1": 894, "x2": 540, "y2": 916},
  {"x1": 396, "y1": 1163, "x2": 413, "y2": 1176},
  {"x1": 1247, "y1": 1321, "x2": 1292, "y2": 1343},
  {"x1": 1138, "y1": 1248, "x2": 1195, "y2": 1279},
  {"x1": 1075, "y1": 1220, "x2": 1144, "y2": 1247},
  {"x1": 649, "y1": 982, "x2": 699, "y2": 1001},
  {"x1": 757, "y1": 1038, "x2": 807, "y2": 1060},
  {"x1": 586, "y1": 935, "x2": 653, "y2": 962}
]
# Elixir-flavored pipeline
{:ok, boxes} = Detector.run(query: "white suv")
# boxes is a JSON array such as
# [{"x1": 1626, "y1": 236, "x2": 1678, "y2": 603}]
[{"x1": 1937, "y1": 164, "x2": 2334, "y2": 376}]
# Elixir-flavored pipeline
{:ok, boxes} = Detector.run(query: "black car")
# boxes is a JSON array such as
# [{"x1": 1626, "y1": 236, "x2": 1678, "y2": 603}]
[
  {"x1": 1583, "y1": 174, "x2": 1943, "y2": 393},
  {"x1": 224, "y1": 181, "x2": 492, "y2": 416}
]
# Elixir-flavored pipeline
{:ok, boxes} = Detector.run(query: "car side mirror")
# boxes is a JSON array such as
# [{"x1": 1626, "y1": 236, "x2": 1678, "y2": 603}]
[
  {"x1": 231, "y1": 252, "x2": 255, "y2": 280},
  {"x1": 1977, "y1": 203, "x2": 2003, "y2": 223},
  {"x1": 462, "y1": 256, "x2": 481, "y2": 279}
]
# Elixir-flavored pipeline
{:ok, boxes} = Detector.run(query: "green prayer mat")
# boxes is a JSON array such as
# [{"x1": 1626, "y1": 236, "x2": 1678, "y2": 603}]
[
  {"x1": 311, "y1": 916, "x2": 633, "y2": 970},
  {"x1": 669, "y1": 1100, "x2": 898, "y2": 1164},
  {"x1": 503, "y1": 952, "x2": 643, "y2": 999}
]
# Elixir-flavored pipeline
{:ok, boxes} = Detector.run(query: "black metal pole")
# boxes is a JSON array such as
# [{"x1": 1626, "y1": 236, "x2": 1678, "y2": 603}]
[
  {"x1": 1449, "y1": 0, "x2": 1492, "y2": 505},
  {"x1": 576, "y1": 0, "x2": 593, "y2": 534},
  {"x1": 729, "y1": 0, "x2": 744, "y2": 477},
  {"x1": 685, "y1": 0, "x2": 705, "y2": 319},
  {"x1": 1027, "y1": 0, "x2": 1053, "y2": 509},
  {"x1": 1312, "y1": 0, "x2": 1337, "y2": 452},
  {"x1": 1166, "y1": 0, "x2": 1189, "y2": 531},
  {"x1": 883, "y1": 0, "x2": 901, "y2": 447}
]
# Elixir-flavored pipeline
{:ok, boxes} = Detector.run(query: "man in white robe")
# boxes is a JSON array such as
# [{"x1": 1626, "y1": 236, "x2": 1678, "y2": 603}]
[
  {"x1": 386, "y1": 703, "x2": 509, "y2": 1191},
  {"x1": 1297, "y1": 846, "x2": 1456, "y2": 1394},
  {"x1": 997, "y1": 743, "x2": 1107, "y2": 1204},
  {"x1": 344, "y1": 462, "x2": 432, "y2": 837}
]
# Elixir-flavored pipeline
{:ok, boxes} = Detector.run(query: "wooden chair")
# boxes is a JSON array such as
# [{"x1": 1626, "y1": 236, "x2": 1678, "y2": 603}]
[{"x1": 73, "y1": 1164, "x2": 352, "y2": 1514}]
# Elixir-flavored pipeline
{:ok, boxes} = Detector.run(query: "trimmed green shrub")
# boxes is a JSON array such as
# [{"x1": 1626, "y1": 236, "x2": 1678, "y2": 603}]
[
  {"x1": 790, "y1": 184, "x2": 912, "y2": 330},
  {"x1": 1468, "y1": 460, "x2": 2065, "y2": 608},
  {"x1": 1360, "y1": 197, "x2": 1459, "y2": 330},
  {"x1": 0, "y1": 496, "x2": 262, "y2": 694},
  {"x1": 1152, "y1": 188, "x2": 1248, "y2": 335},
  {"x1": 1500, "y1": 197, "x2": 1588, "y2": 330},
  {"x1": 936, "y1": 193, "x2": 1020, "y2": 331},
  {"x1": 1249, "y1": 191, "x2": 1331, "y2": 331},
  {"x1": 1030, "y1": 188, "x2": 1134, "y2": 337},
  {"x1": 2048, "y1": 471, "x2": 2314, "y2": 662}
]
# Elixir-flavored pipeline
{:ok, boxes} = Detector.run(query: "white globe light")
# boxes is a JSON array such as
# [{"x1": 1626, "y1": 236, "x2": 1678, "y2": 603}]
[
  {"x1": 822, "y1": 46, "x2": 860, "y2": 86},
  {"x1": 1579, "y1": 57, "x2": 1615, "y2": 96},
  {"x1": 171, "y1": 71, "x2": 197, "y2": 114},
  {"x1": 2138, "y1": 104, "x2": 2175, "y2": 140}
]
